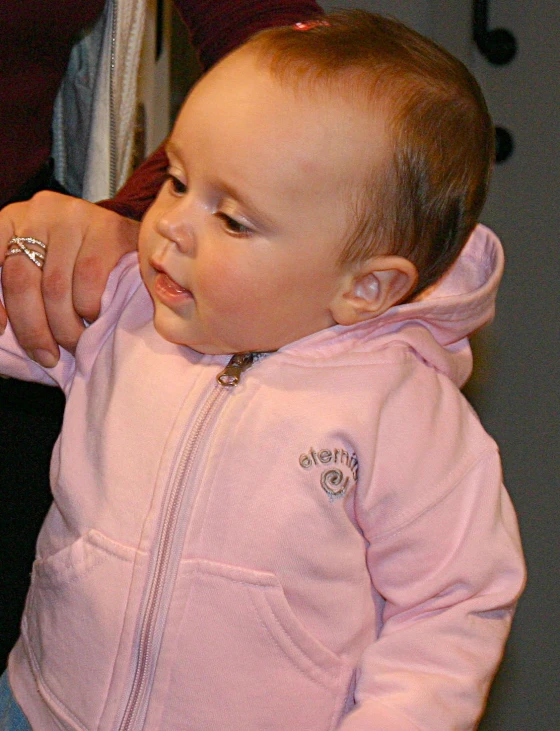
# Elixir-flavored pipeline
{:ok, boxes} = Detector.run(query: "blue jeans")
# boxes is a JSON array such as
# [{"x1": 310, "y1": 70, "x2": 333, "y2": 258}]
[{"x1": 0, "y1": 672, "x2": 31, "y2": 730}]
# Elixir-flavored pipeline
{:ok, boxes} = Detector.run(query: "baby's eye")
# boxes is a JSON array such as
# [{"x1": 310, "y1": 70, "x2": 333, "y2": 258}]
[
  {"x1": 166, "y1": 173, "x2": 187, "y2": 196},
  {"x1": 217, "y1": 212, "x2": 252, "y2": 237}
]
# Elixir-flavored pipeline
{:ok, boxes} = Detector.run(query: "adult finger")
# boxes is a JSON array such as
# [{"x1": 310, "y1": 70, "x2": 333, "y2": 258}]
[
  {"x1": 2, "y1": 237, "x2": 59, "y2": 366},
  {"x1": 71, "y1": 211, "x2": 141, "y2": 322},
  {"x1": 1, "y1": 192, "x2": 83, "y2": 363},
  {"x1": 37, "y1": 196, "x2": 97, "y2": 352}
]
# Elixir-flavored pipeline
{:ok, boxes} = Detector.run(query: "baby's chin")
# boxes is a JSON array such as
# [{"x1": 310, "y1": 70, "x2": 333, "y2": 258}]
[
  {"x1": 151, "y1": 313, "x2": 313, "y2": 355},
  {"x1": 152, "y1": 325, "x2": 242, "y2": 355},
  {"x1": 160, "y1": 333, "x2": 274, "y2": 356},
  {"x1": 171, "y1": 328, "x2": 327, "y2": 356}
]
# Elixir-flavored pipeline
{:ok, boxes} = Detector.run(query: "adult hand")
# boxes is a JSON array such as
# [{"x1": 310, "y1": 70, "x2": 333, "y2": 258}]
[{"x1": 0, "y1": 191, "x2": 140, "y2": 365}]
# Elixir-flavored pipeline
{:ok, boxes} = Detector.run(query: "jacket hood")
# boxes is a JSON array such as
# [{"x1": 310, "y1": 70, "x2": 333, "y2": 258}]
[{"x1": 282, "y1": 224, "x2": 504, "y2": 388}]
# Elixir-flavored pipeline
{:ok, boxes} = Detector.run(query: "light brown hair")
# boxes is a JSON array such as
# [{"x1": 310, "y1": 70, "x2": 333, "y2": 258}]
[{"x1": 245, "y1": 10, "x2": 494, "y2": 297}]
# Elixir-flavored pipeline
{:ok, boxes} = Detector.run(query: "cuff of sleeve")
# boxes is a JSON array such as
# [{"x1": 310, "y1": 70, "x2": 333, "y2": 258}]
[{"x1": 95, "y1": 199, "x2": 143, "y2": 221}]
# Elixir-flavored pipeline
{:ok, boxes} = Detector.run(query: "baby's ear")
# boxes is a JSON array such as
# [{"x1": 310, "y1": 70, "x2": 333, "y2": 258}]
[{"x1": 331, "y1": 256, "x2": 418, "y2": 326}]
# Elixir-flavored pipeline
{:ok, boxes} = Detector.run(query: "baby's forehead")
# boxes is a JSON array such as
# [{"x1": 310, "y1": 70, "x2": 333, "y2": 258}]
[
  {"x1": 166, "y1": 60, "x2": 388, "y2": 241},
  {"x1": 181, "y1": 49, "x2": 390, "y2": 149},
  {"x1": 180, "y1": 72, "x2": 386, "y2": 184},
  {"x1": 192, "y1": 43, "x2": 385, "y2": 108}
]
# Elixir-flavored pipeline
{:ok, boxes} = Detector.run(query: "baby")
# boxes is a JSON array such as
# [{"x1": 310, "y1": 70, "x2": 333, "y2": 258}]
[{"x1": 0, "y1": 11, "x2": 524, "y2": 730}]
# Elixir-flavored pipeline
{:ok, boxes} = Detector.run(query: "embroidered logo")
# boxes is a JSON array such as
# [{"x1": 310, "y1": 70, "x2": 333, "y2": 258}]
[{"x1": 299, "y1": 447, "x2": 358, "y2": 501}]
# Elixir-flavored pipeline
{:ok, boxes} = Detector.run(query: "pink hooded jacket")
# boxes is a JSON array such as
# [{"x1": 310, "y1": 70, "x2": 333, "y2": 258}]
[{"x1": 1, "y1": 224, "x2": 524, "y2": 730}]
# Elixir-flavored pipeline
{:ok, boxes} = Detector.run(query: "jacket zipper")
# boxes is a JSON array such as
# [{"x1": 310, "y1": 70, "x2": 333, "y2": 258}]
[
  {"x1": 216, "y1": 352, "x2": 262, "y2": 386},
  {"x1": 117, "y1": 353, "x2": 263, "y2": 730},
  {"x1": 109, "y1": 0, "x2": 118, "y2": 196}
]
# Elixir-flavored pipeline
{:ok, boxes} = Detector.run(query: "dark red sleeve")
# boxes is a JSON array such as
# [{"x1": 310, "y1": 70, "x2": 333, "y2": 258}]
[
  {"x1": 97, "y1": 142, "x2": 168, "y2": 220},
  {"x1": 99, "y1": 0, "x2": 324, "y2": 220},
  {"x1": 170, "y1": 0, "x2": 324, "y2": 72}
]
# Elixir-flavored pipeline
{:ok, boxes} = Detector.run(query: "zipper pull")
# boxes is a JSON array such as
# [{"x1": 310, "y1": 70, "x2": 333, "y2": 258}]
[{"x1": 216, "y1": 353, "x2": 258, "y2": 387}]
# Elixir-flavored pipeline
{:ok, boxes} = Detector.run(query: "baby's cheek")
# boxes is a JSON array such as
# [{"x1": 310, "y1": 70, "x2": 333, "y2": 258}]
[{"x1": 198, "y1": 258, "x2": 258, "y2": 315}]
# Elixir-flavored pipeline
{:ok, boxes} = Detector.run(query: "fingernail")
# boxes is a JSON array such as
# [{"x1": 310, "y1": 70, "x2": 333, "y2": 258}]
[{"x1": 32, "y1": 349, "x2": 58, "y2": 368}]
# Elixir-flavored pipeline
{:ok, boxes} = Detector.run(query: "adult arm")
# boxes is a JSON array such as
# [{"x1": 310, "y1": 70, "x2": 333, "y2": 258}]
[
  {"x1": 0, "y1": 0, "x2": 324, "y2": 364},
  {"x1": 172, "y1": 0, "x2": 323, "y2": 72}
]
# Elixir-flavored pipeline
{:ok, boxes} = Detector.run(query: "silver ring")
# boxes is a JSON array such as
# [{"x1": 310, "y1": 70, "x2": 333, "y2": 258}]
[{"x1": 5, "y1": 236, "x2": 47, "y2": 270}]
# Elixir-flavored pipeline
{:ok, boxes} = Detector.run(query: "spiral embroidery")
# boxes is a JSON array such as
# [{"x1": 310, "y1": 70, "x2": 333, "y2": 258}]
[{"x1": 320, "y1": 469, "x2": 350, "y2": 501}]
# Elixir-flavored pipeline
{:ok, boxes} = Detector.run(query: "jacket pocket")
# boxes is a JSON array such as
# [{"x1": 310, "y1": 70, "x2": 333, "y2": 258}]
[
  {"x1": 22, "y1": 530, "x2": 137, "y2": 729},
  {"x1": 148, "y1": 560, "x2": 352, "y2": 731}
]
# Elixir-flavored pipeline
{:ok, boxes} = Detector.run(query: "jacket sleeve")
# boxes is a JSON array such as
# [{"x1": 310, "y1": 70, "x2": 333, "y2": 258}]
[
  {"x1": 170, "y1": 0, "x2": 324, "y2": 72},
  {"x1": 99, "y1": 0, "x2": 323, "y2": 220},
  {"x1": 97, "y1": 141, "x2": 168, "y2": 221},
  {"x1": 341, "y1": 373, "x2": 526, "y2": 730}
]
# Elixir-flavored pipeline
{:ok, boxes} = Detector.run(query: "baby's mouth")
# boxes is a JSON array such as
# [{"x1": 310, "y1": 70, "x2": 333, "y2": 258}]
[
  {"x1": 159, "y1": 271, "x2": 189, "y2": 295},
  {"x1": 152, "y1": 261, "x2": 193, "y2": 302}
]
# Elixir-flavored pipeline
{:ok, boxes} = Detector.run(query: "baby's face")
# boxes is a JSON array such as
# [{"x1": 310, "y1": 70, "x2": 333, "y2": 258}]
[{"x1": 139, "y1": 48, "x2": 388, "y2": 354}]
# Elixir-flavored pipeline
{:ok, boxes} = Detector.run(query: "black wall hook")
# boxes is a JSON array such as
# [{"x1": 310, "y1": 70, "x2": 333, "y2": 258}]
[
  {"x1": 473, "y1": 0, "x2": 517, "y2": 65},
  {"x1": 495, "y1": 126, "x2": 514, "y2": 163}
]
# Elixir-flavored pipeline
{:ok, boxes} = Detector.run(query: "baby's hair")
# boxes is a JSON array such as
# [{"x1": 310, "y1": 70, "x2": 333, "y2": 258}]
[{"x1": 244, "y1": 11, "x2": 494, "y2": 297}]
